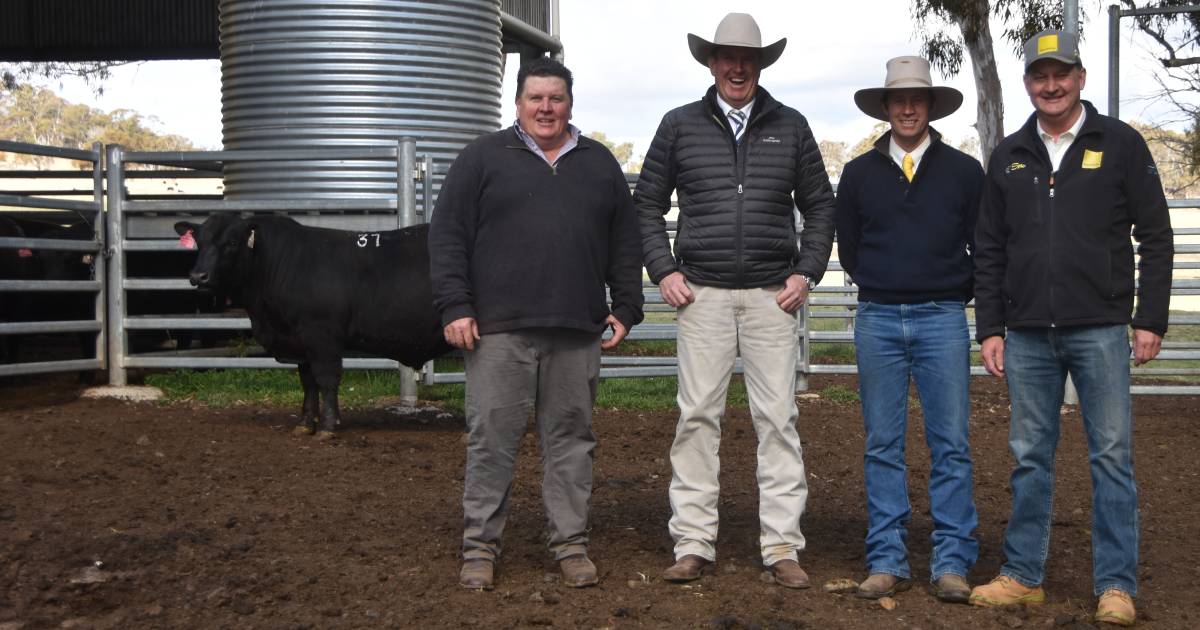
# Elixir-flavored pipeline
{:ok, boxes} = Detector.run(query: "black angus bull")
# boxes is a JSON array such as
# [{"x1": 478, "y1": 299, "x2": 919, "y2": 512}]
[
  {"x1": 174, "y1": 215, "x2": 452, "y2": 439},
  {"x1": 0, "y1": 217, "x2": 36, "y2": 364}
]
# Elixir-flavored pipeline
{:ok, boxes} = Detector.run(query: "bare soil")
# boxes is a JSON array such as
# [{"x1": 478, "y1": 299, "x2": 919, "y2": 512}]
[{"x1": 1, "y1": 373, "x2": 1198, "y2": 629}]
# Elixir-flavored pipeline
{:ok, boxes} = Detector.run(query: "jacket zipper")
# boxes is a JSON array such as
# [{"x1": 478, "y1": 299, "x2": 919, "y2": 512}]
[
  {"x1": 714, "y1": 111, "x2": 747, "y2": 285},
  {"x1": 1047, "y1": 173, "x2": 1056, "y2": 326}
]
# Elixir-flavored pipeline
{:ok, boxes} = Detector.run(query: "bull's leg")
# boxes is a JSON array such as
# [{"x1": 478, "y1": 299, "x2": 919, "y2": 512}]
[
  {"x1": 311, "y1": 360, "x2": 343, "y2": 441},
  {"x1": 293, "y1": 362, "x2": 320, "y2": 436}
]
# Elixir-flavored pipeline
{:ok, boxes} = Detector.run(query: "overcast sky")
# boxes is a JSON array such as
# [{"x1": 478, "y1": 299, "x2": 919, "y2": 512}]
[{"x1": 44, "y1": 1, "x2": 1188, "y2": 157}]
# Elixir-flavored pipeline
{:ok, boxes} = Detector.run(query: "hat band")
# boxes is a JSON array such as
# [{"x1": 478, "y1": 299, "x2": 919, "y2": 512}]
[{"x1": 884, "y1": 78, "x2": 933, "y2": 89}]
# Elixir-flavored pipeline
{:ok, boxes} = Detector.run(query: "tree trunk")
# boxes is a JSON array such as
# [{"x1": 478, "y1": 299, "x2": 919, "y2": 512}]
[{"x1": 954, "y1": 0, "x2": 1005, "y2": 164}]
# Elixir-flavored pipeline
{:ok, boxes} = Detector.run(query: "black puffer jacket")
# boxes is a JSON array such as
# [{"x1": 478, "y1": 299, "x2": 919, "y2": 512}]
[{"x1": 634, "y1": 86, "x2": 836, "y2": 288}]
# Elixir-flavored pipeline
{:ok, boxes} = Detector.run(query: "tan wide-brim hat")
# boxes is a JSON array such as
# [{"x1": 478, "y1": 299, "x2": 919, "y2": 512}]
[
  {"x1": 687, "y1": 12, "x2": 787, "y2": 69},
  {"x1": 853, "y1": 56, "x2": 963, "y2": 122}
]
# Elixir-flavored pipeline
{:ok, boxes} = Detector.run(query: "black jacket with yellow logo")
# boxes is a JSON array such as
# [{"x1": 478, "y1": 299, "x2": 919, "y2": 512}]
[{"x1": 974, "y1": 100, "x2": 1174, "y2": 341}]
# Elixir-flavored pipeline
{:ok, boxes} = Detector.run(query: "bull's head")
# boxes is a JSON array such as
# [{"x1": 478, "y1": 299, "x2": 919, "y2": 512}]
[{"x1": 174, "y1": 215, "x2": 254, "y2": 293}]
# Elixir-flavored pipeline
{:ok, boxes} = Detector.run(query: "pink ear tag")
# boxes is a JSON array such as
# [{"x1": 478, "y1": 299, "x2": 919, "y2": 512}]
[
  {"x1": 179, "y1": 229, "x2": 197, "y2": 250},
  {"x1": 17, "y1": 248, "x2": 33, "y2": 258}
]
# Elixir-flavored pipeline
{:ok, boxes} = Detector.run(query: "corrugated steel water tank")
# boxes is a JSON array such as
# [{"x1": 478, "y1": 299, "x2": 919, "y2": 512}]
[{"x1": 219, "y1": 0, "x2": 504, "y2": 201}]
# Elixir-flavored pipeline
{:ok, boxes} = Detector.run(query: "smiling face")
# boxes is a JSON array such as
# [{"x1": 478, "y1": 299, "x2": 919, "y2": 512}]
[
  {"x1": 515, "y1": 75, "x2": 573, "y2": 152},
  {"x1": 708, "y1": 46, "x2": 761, "y2": 109},
  {"x1": 885, "y1": 88, "x2": 932, "y2": 152},
  {"x1": 1024, "y1": 59, "x2": 1086, "y2": 134}
]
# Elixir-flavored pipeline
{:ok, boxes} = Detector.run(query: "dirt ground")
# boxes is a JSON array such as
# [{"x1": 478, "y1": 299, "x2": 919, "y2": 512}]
[{"x1": 1, "y1": 373, "x2": 1198, "y2": 629}]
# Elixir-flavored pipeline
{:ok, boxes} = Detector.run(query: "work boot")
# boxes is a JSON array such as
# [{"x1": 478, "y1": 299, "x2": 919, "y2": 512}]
[
  {"x1": 458, "y1": 558, "x2": 494, "y2": 590},
  {"x1": 1095, "y1": 588, "x2": 1136, "y2": 626},
  {"x1": 663, "y1": 554, "x2": 711, "y2": 582},
  {"x1": 767, "y1": 559, "x2": 811, "y2": 589},
  {"x1": 969, "y1": 575, "x2": 1045, "y2": 607},
  {"x1": 559, "y1": 554, "x2": 599, "y2": 588},
  {"x1": 934, "y1": 574, "x2": 971, "y2": 604},
  {"x1": 856, "y1": 573, "x2": 911, "y2": 599}
]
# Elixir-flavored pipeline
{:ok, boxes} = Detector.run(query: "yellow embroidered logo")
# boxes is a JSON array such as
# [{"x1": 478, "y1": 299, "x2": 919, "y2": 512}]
[
  {"x1": 1082, "y1": 150, "x2": 1103, "y2": 169},
  {"x1": 1038, "y1": 35, "x2": 1059, "y2": 55},
  {"x1": 1005, "y1": 162, "x2": 1027, "y2": 174}
]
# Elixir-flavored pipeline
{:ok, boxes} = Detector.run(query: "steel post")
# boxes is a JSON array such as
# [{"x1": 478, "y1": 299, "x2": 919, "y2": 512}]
[
  {"x1": 397, "y1": 138, "x2": 419, "y2": 403},
  {"x1": 105, "y1": 145, "x2": 127, "y2": 386}
]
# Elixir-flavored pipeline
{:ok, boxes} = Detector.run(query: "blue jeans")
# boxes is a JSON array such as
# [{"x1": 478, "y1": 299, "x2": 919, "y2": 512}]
[
  {"x1": 854, "y1": 301, "x2": 979, "y2": 581},
  {"x1": 1001, "y1": 325, "x2": 1137, "y2": 596}
]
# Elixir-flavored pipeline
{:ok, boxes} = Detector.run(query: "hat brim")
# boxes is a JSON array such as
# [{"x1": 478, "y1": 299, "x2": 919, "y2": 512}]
[
  {"x1": 853, "y1": 86, "x2": 964, "y2": 122},
  {"x1": 687, "y1": 34, "x2": 787, "y2": 69}
]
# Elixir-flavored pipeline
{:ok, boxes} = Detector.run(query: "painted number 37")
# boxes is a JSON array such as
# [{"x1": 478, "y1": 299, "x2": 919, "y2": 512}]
[{"x1": 356, "y1": 233, "x2": 381, "y2": 247}]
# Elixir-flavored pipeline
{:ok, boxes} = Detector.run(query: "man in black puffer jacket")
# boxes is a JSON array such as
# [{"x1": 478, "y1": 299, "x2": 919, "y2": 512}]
[{"x1": 634, "y1": 12, "x2": 835, "y2": 589}]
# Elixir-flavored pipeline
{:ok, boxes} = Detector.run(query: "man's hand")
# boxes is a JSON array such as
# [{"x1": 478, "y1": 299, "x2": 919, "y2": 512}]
[
  {"x1": 1133, "y1": 329, "x2": 1163, "y2": 366},
  {"x1": 980, "y1": 335, "x2": 1005, "y2": 377},
  {"x1": 601, "y1": 314, "x2": 628, "y2": 350},
  {"x1": 443, "y1": 316, "x2": 480, "y2": 351},
  {"x1": 776, "y1": 274, "x2": 811, "y2": 313},
  {"x1": 659, "y1": 271, "x2": 695, "y2": 308}
]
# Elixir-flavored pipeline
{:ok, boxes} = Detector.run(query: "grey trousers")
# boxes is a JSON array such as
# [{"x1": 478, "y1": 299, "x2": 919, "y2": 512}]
[{"x1": 461, "y1": 328, "x2": 602, "y2": 562}]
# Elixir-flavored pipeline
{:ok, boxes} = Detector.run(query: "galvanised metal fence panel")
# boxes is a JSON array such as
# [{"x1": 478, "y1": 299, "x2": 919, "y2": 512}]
[{"x1": 0, "y1": 141, "x2": 106, "y2": 378}]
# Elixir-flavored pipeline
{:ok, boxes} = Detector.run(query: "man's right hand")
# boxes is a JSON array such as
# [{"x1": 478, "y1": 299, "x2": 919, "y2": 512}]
[
  {"x1": 659, "y1": 271, "x2": 695, "y2": 308},
  {"x1": 444, "y1": 317, "x2": 480, "y2": 351},
  {"x1": 980, "y1": 335, "x2": 1005, "y2": 377}
]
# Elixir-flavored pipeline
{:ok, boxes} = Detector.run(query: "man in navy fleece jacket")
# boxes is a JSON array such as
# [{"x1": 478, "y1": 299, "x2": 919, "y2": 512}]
[{"x1": 834, "y1": 55, "x2": 984, "y2": 605}]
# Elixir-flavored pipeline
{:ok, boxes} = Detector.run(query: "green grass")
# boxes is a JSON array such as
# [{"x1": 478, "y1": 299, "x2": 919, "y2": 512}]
[
  {"x1": 819, "y1": 385, "x2": 860, "y2": 404},
  {"x1": 146, "y1": 368, "x2": 409, "y2": 408}
]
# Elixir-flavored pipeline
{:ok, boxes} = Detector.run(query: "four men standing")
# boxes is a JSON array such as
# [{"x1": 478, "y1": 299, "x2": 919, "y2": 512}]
[{"x1": 432, "y1": 14, "x2": 1174, "y2": 623}]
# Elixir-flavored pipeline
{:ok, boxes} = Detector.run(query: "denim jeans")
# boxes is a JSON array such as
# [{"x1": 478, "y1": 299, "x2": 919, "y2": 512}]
[
  {"x1": 854, "y1": 300, "x2": 979, "y2": 581},
  {"x1": 1001, "y1": 325, "x2": 1137, "y2": 596}
]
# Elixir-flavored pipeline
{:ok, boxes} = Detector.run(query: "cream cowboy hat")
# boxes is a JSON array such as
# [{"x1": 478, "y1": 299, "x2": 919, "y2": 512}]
[
  {"x1": 687, "y1": 13, "x2": 787, "y2": 69},
  {"x1": 853, "y1": 56, "x2": 964, "y2": 122}
]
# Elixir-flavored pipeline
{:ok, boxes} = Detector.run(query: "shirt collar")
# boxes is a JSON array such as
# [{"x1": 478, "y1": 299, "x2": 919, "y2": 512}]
[
  {"x1": 1037, "y1": 104, "x2": 1087, "y2": 143},
  {"x1": 513, "y1": 120, "x2": 581, "y2": 165},
  {"x1": 888, "y1": 132, "x2": 932, "y2": 169},
  {"x1": 716, "y1": 95, "x2": 755, "y2": 120}
]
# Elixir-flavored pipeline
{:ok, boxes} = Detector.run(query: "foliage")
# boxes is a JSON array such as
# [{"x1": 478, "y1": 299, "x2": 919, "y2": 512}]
[
  {"x1": 0, "y1": 61, "x2": 128, "y2": 94},
  {"x1": 818, "y1": 139, "x2": 851, "y2": 180},
  {"x1": 587, "y1": 130, "x2": 642, "y2": 172},
  {"x1": 1120, "y1": 1, "x2": 1200, "y2": 175},
  {"x1": 1130, "y1": 120, "x2": 1200, "y2": 196},
  {"x1": 0, "y1": 83, "x2": 194, "y2": 167}
]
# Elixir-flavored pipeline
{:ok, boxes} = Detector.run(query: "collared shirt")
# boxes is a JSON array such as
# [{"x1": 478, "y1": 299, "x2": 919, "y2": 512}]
[
  {"x1": 888, "y1": 133, "x2": 932, "y2": 175},
  {"x1": 715, "y1": 95, "x2": 755, "y2": 134},
  {"x1": 1038, "y1": 104, "x2": 1086, "y2": 172},
  {"x1": 513, "y1": 120, "x2": 581, "y2": 166}
]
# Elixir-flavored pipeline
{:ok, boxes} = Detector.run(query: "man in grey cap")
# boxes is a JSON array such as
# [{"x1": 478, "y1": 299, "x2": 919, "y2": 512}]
[
  {"x1": 969, "y1": 30, "x2": 1173, "y2": 626},
  {"x1": 836, "y1": 55, "x2": 982, "y2": 604},
  {"x1": 635, "y1": 12, "x2": 835, "y2": 588}
]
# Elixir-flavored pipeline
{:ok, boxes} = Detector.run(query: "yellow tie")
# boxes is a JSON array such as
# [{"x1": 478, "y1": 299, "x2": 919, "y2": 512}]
[{"x1": 902, "y1": 153, "x2": 915, "y2": 182}]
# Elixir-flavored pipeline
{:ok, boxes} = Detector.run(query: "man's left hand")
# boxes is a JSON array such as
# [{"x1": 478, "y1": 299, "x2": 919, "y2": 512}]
[
  {"x1": 776, "y1": 274, "x2": 811, "y2": 313},
  {"x1": 601, "y1": 314, "x2": 628, "y2": 350},
  {"x1": 1133, "y1": 329, "x2": 1163, "y2": 366}
]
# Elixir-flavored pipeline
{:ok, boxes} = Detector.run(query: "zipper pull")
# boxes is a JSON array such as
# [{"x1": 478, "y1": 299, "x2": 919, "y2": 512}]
[
  {"x1": 1049, "y1": 174, "x2": 1055, "y2": 198},
  {"x1": 737, "y1": 184, "x2": 743, "y2": 194}
]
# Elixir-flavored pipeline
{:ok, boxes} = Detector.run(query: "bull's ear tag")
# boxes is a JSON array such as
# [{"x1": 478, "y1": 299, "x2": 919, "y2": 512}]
[
  {"x1": 17, "y1": 248, "x2": 33, "y2": 258},
  {"x1": 247, "y1": 229, "x2": 256, "y2": 249},
  {"x1": 178, "y1": 229, "x2": 197, "y2": 250}
]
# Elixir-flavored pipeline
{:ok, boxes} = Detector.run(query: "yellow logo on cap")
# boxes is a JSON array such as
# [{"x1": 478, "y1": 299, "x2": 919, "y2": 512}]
[
  {"x1": 1082, "y1": 150, "x2": 1103, "y2": 169},
  {"x1": 1038, "y1": 34, "x2": 1059, "y2": 55}
]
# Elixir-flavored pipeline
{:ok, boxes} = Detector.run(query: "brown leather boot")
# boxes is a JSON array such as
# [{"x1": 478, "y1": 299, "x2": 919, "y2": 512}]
[
  {"x1": 856, "y1": 573, "x2": 912, "y2": 599},
  {"x1": 663, "y1": 554, "x2": 711, "y2": 582},
  {"x1": 458, "y1": 558, "x2": 494, "y2": 590},
  {"x1": 934, "y1": 574, "x2": 971, "y2": 604},
  {"x1": 559, "y1": 554, "x2": 599, "y2": 588},
  {"x1": 768, "y1": 559, "x2": 811, "y2": 589}
]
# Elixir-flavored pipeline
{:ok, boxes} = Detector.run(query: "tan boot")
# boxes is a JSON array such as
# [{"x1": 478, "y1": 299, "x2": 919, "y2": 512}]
[
  {"x1": 458, "y1": 558, "x2": 494, "y2": 590},
  {"x1": 856, "y1": 573, "x2": 911, "y2": 599},
  {"x1": 1095, "y1": 588, "x2": 1135, "y2": 626},
  {"x1": 969, "y1": 575, "x2": 1045, "y2": 607},
  {"x1": 934, "y1": 574, "x2": 971, "y2": 604},
  {"x1": 768, "y1": 559, "x2": 811, "y2": 589},
  {"x1": 559, "y1": 554, "x2": 599, "y2": 588},
  {"x1": 663, "y1": 554, "x2": 711, "y2": 582}
]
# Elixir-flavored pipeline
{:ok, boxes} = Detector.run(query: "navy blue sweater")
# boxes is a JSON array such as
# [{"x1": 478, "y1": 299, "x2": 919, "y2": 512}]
[{"x1": 835, "y1": 130, "x2": 984, "y2": 304}]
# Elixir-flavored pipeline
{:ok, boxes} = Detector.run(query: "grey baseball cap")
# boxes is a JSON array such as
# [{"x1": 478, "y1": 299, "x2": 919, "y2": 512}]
[{"x1": 1023, "y1": 29, "x2": 1081, "y2": 70}]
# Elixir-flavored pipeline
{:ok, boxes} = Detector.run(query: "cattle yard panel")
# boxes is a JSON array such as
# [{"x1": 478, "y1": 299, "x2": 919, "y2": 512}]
[
  {"x1": 103, "y1": 141, "x2": 426, "y2": 401},
  {"x1": 0, "y1": 141, "x2": 106, "y2": 377}
]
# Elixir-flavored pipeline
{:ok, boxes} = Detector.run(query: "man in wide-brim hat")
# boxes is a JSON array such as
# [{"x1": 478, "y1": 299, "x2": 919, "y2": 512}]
[
  {"x1": 834, "y1": 55, "x2": 983, "y2": 604},
  {"x1": 634, "y1": 12, "x2": 836, "y2": 589}
]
